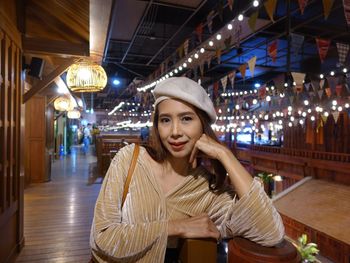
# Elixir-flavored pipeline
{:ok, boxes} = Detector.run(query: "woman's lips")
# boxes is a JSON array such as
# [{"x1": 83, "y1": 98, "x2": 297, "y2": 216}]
[{"x1": 169, "y1": 142, "x2": 186, "y2": 151}]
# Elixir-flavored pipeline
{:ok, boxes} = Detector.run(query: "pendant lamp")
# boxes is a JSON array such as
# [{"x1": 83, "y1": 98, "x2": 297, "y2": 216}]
[
  {"x1": 67, "y1": 109, "x2": 81, "y2": 119},
  {"x1": 54, "y1": 96, "x2": 73, "y2": 111},
  {"x1": 66, "y1": 60, "x2": 107, "y2": 92}
]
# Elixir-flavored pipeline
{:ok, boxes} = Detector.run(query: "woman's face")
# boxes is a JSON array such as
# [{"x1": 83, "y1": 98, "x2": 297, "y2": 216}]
[{"x1": 157, "y1": 99, "x2": 203, "y2": 159}]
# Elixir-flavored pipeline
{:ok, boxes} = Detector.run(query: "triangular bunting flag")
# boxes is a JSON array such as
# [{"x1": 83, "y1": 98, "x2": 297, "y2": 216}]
[
  {"x1": 177, "y1": 44, "x2": 184, "y2": 58},
  {"x1": 247, "y1": 56, "x2": 257, "y2": 77},
  {"x1": 228, "y1": 71, "x2": 236, "y2": 89},
  {"x1": 316, "y1": 38, "x2": 331, "y2": 63},
  {"x1": 323, "y1": 0, "x2": 335, "y2": 19},
  {"x1": 199, "y1": 62, "x2": 204, "y2": 76},
  {"x1": 224, "y1": 36, "x2": 232, "y2": 50},
  {"x1": 318, "y1": 89, "x2": 324, "y2": 99},
  {"x1": 216, "y1": 48, "x2": 222, "y2": 64},
  {"x1": 264, "y1": 0, "x2": 277, "y2": 22},
  {"x1": 325, "y1": 87, "x2": 332, "y2": 97},
  {"x1": 268, "y1": 40, "x2": 278, "y2": 62},
  {"x1": 228, "y1": 0, "x2": 234, "y2": 11},
  {"x1": 195, "y1": 23, "x2": 203, "y2": 43},
  {"x1": 336, "y1": 43, "x2": 349, "y2": 65},
  {"x1": 289, "y1": 95, "x2": 295, "y2": 105},
  {"x1": 332, "y1": 111, "x2": 340, "y2": 123},
  {"x1": 239, "y1": 64, "x2": 247, "y2": 79},
  {"x1": 326, "y1": 76, "x2": 338, "y2": 94},
  {"x1": 305, "y1": 82, "x2": 311, "y2": 91},
  {"x1": 207, "y1": 11, "x2": 215, "y2": 34},
  {"x1": 298, "y1": 0, "x2": 308, "y2": 14},
  {"x1": 248, "y1": 11, "x2": 259, "y2": 31},
  {"x1": 213, "y1": 81, "x2": 219, "y2": 98},
  {"x1": 320, "y1": 79, "x2": 325, "y2": 89},
  {"x1": 291, "y1": 72, "x2": 306, "y2": 86},
  {"x1": 311, "y1": 79, "x2": 319, "y2": 91},
  {"x1": 321, "y1": 115, "x2": 328, "y2": 123},
  {"x1": 336, "y1": 84, "x2": 343, "y2": 96},
  {"x1": 290, "y1": 33, "x2": 305, "y2": 55},
  {"x1": 343, "y1": 0, "x2": 350, "y2": 26},
  {"x1": 206, "y1": 55, "x2": 212, "y2": 69},
  {"x1": 183, "y1": 39, "x2": 189, "y2": 56},
  {"x1": 221, "y1": 76, "x2": 228, "y2": 93}
]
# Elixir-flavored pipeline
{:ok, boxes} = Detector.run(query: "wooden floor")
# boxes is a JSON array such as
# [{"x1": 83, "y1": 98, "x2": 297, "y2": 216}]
[{"x1": 16, "y1": 147, "x2": 102, "y2": 263}]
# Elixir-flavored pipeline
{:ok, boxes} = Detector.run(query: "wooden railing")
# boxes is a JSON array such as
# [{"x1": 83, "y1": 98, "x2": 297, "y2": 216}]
[
  {"x1": 96, "y1": 134, "x2": 140, "y2": 177},
  {"x1": 249, "y1": 145, "x2": 350, "y2": 163}
]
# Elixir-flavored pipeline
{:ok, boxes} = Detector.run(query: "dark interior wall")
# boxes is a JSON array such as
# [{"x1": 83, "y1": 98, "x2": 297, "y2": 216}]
[{"x1": 0, "y1": 1, "x2": 24, "y2": 262}]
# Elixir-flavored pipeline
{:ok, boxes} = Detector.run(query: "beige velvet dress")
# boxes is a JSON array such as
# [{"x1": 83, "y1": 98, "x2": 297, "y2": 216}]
[{"x1": 90, "y1": 144, "x2": 285, "y2": 262}]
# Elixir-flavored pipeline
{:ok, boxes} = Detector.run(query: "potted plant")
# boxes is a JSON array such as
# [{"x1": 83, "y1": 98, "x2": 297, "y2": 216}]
[
  {"x1": 257, "y1": 172, "x2": 274, "y2": 196},
  {"x1": 296, "y1": 234, "x2": 320, "y2": 263}
]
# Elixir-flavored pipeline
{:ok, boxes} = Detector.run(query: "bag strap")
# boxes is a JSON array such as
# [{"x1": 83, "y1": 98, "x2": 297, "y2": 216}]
[{"x1": 121, "y1": 144, "x2": 140, "y2": 208}]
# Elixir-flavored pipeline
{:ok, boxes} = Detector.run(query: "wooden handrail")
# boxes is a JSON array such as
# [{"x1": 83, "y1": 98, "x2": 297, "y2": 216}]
[{"x1": 228, "y1": 237, "x2": 300, "y2": 262}]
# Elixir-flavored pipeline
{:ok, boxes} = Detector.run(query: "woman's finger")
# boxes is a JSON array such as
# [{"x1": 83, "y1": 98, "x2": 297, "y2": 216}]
[{"x1": 189, "y1": 143, "x2": 199, "y2": 163}]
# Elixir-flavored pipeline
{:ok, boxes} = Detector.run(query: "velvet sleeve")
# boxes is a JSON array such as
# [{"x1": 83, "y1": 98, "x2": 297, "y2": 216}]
[{"x1": 207, "y1": 178, "x2": 285, "y2": 247}]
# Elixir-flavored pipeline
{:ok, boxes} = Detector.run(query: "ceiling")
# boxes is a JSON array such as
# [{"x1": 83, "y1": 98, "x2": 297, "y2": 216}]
[
  {"x1": 19, "y1": 0, "x2": 350, "y2": 117},
  {"x1": 90, "y1": 0, "x2": 350, "y2": 113}
]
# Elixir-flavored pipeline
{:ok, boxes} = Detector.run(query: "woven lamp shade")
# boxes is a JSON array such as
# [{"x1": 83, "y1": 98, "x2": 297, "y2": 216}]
[
  {"x1": 54, "y1": 96, "x2": 73, "y2": 111},
  {"x1": 67, "y1": 109, "x2": 81, "y2": 119},
  {"x1": 66, "y1": 61, "x2": 107, "y2": 92}
]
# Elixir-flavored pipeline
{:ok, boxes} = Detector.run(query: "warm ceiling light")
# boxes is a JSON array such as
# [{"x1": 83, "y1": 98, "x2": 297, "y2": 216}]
[
  {"x1": 66, "y1": 60, "x2": 107, "y2": 92},
  {"x1": 67, "y1": 109, "x2": 81, "y2": 119},
  {"x1": 54, "y1": 96, "x2": 73, "y2": 111}
]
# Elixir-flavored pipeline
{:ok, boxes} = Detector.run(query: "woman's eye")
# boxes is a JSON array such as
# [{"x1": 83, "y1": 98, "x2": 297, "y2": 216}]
[
  {"x1": 160, "y1": 118, "x2": 170, "y2": 123},
  {"x1": 182, "y1": 116, "x2": 192, "y2": 122}
]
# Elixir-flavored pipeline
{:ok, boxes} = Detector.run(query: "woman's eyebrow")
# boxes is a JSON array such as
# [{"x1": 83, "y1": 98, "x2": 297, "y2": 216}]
[{"x1": 159, "y1": 111, "x2": 195, "y2": 118}]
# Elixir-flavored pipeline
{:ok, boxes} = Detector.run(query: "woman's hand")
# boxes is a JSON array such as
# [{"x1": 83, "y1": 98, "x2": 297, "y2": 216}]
[
  {"x1": 168, "y1": 214, "x2": 220, "y2": 240},
  {"x1": 189, "y1": 134, "x2": 231, "y2": 169}
]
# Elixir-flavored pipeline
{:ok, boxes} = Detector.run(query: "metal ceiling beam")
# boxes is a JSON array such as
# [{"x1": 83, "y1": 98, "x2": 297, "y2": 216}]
[
  {"x1": 111, "y1": 62, "x2": 145, "y2": 78},
  {"x1": 138, "y1": 0, "x2": 196, "y2": 11},
  {"x1": 146, "y1": 0, "x2": 207, "y2": 65},
  {"x1": 121, "y1": 0, "x2": 154, "y2": 63}
]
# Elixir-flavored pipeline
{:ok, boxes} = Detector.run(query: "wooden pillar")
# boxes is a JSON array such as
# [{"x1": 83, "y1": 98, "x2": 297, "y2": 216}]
[
  {"x1": 0, "y1": 4, "x2": 24, "y2": 261},
  {"x1": 24, "y1": 95, "x2": 51, "y2": 184}
]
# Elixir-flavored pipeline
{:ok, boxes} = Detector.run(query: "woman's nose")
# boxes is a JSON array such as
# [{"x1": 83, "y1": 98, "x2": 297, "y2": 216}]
[{"x1": 171, "y1": 121, "x2": 182, "y2": 137}]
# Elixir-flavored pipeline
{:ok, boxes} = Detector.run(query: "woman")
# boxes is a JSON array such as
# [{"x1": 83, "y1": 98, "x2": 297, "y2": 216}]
[{"x1": 90, "y1": 77, "x2": 285, "y2": 262}]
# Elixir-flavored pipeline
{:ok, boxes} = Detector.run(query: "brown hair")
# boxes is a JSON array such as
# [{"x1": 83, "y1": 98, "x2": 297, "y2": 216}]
[{"x1": 143, "y1": 104, "x2": 227, "y2": 193}]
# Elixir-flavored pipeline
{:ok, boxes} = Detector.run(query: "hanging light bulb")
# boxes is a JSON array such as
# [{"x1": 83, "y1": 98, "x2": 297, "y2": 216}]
[
  {"x1": 209, "y1": 40, "x2": 214, "y2": 46},
  {"x1": 200, "y1": 48, "x2": 205, "y2": 53},
  {"x1": 238, "y1": 14, "x2": 244, "y2": 21},
  {"x1": 227, "y1": 24, "x2": 233, "y2": 30},
  {"x1": 67, "y1": 109, "x2": 81, "y2": 119},
  {"x1": 66, "y1": 60, "x2": 107, "y2": 92},
  {"x1": 253, "y1": 0, "x2": 259, "y2": 7}
]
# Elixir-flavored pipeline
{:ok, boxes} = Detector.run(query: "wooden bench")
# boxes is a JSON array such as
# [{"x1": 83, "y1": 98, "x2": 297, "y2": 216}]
[{"x1": 96, "y1": 134, "x2": 140, "y2": 177}]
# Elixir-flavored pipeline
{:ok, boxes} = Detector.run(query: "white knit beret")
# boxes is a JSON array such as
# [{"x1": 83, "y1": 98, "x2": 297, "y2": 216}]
[{"x1": 153, "y1": 77, "x2": 217, "y2": 124}]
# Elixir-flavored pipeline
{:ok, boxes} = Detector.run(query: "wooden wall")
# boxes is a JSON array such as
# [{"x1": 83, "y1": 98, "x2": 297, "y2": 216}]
[
  {"x1": 283, "y1": 112, "x2": 350, "y2": 153},
  {"x1": 24, "y1": 95, "x2": 51, "y2": 185},
  {"x1": 0, "y1": 4, "x2": 24, "y2": 263},
  {"x1": 281, "y1": 214, "x2": 350, "y2": 263}
]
